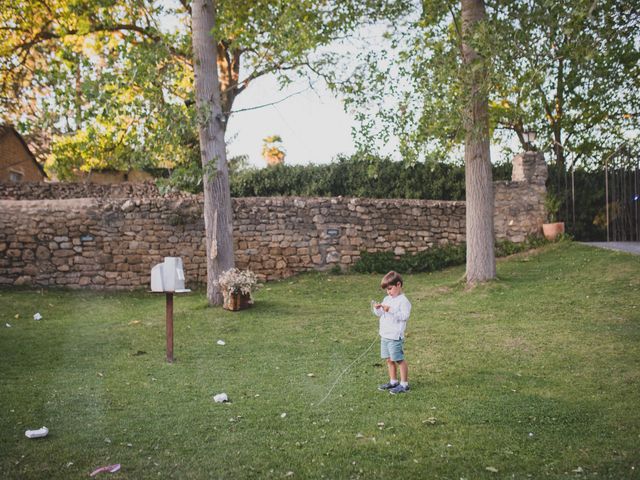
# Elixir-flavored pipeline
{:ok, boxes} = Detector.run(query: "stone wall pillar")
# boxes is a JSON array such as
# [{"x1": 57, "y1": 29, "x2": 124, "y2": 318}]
[
  {"x1": 493, "y1": 151, "x2": 547, "y2": 242},
  {"x1": 511, "y1": 151, "x2": 547, "y2": 185}
]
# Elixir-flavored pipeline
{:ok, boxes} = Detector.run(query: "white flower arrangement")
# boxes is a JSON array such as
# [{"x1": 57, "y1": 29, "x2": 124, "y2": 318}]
[{"x1": 215, "y1": 268, "x2": 261, "y2": 298}]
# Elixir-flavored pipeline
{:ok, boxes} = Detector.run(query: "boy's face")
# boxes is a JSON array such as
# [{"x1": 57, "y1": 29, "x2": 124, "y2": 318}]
[{"x1": 386, "y1": 282, "x2": 402, "y2": 297}]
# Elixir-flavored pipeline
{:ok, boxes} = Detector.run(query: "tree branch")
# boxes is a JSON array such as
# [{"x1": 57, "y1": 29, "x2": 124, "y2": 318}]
[
  {"x1": 230, "y1": 86, "x2": 312, "y2": 115},
  {"x1": 448, "y1": 4, "x2": 465, "y2": 57},
  {"x1": 228, "y1": 60, "x2": 306, "y2": 96},
  {"x1": 178, "y1": 0, "x2": 192, "y2": 16},
  {"x1": 14, "y1": 22, "x2": 190, "y2": 62}
]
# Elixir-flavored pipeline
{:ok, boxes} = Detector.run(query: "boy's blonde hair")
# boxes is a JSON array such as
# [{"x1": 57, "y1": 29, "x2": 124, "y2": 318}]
[{"x1": 381, "y1": 271, "x2": 403, "y2": 289}]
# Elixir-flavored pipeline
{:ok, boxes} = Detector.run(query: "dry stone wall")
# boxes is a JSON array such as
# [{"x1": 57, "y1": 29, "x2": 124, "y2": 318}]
[
  {"x1": 0, "y1": 197, "x2": 206, "y2": 289},
  {"x1": 0, "y1": 153, "x2": 547, "y2": 289},
  {"x1": 0, "y1": 181, "x2": 163, "y2": 200},
  {"x1": 234, "y1": 197, "x2": 466, "y2": 280}
]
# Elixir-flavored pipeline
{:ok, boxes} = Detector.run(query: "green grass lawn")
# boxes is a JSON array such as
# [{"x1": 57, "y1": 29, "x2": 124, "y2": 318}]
[{"x1": 1, "y1": 242, "x2": 639, "y2": 479}]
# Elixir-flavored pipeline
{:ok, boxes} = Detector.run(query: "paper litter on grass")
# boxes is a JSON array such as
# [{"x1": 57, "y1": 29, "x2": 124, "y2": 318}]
[
  {"x1": 25, "y1": 426, "x2": 48, "y2": 439},
  {"x1": 213, "y1": 393, "x2": 229, "y2": 403},
  {"x1": 33, "y1": 313, "x2": 42, "y2": 321}
]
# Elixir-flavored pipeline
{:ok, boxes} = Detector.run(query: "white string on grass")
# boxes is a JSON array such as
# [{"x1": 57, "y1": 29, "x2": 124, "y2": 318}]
[{"x1": 315, "y1": 336, "x2": 378, "y2": 407}]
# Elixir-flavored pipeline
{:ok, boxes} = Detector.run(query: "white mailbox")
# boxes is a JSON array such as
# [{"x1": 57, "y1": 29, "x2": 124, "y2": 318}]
[{"x1": 151, "y1": 257, "x2": 190, "y2": 293}]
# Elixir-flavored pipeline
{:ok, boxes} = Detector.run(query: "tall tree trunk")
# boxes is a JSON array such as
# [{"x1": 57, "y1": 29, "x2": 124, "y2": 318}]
[
  {"x1": 191, "y1": 0, "x2": 235, "y2": 305},
  {"x1": 217, "y1": 41, "x2": 242, "y2": 116},
  {"x1": 461, "y1": 0, "x2": 496, "y2": 284}
]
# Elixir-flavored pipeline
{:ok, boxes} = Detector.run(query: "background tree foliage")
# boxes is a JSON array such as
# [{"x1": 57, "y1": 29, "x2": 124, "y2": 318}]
[
  {"x1": 0, "y1": 0, "x2": 410, "y2": 180},
  {"x1": 342, "y1": 0, "x2": 640, "y2": 179},
  {"x1": 0, "y1": 0, "x2": 195, "y2": 178},
  {"x1": 4, "y1": 0, "x2": 635, "y2": 187},
  {"x1": 345, "y1": 0, "x2": 499, "y2": 283},
  {"x1": 2, "y1": 0, "x2": 637, "y2": 246},
  {"x1": 489, "y1": 0, "x2": 640, "y2": 197},
  {"x1": 1, "y1": 0, "x2": 413, "y2": 303}
]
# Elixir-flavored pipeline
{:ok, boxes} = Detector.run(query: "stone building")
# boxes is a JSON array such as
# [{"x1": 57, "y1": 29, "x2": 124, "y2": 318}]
[{"x1": 0, "y1": 126, "x2": 46, "y2": 183}]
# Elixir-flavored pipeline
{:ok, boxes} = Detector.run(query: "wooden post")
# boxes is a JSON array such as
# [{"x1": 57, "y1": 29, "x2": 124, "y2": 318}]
[{"x1": 166, "y1": 292, "x2": 174, "y2": 363}]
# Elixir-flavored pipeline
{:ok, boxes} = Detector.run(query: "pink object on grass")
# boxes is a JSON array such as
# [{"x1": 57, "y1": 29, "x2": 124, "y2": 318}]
[{"x1": 90, "y1": 464, "x2": 121, "y2": 476}]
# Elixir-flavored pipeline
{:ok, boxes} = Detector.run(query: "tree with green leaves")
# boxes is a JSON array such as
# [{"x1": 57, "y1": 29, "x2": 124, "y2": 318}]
[
  {"x1": 489, "y1": 0, "x2": 640, "y2": 214},
  {"x1": 191, "y1": 0, "x2": 411, "y2": 304},
  {"x1": 1, "y1": 0, "x2": 410, "y2": 304},
  {"x1": 342, "y1": 0, "x2": 639, "y2": 280},
  {"x1": 460, "y1": 0, "x2": 495, "y2": 284},
  {"x1": 344, "y1": 0, "x2": 639, "y2": 219},
  {"x1": 343, "y1": 0, "x2": 497, "y2": 284},
  {"x1": 191, "y1": 0, "x2": 233, "y2": 305},
  {"x1": 0, "y1": 0, "x2": 409, "y2": 175},
  {"x1": 0, "y1": 0, "x2": 195, "y2": 176}
]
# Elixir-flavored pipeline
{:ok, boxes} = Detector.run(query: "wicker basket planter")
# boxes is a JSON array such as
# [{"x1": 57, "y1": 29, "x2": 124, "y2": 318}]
[
  {"x1": 216, "y1": 268, "x2": 260, "y2": 311},
  {"x1": 223, "y1": 292, "x2": 252, "y2": 311}
]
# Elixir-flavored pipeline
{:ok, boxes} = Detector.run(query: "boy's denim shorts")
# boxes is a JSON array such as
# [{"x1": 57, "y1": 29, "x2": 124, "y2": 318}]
[{"x1": 380, "y1": 337, "x2": 405, "y2": 362}]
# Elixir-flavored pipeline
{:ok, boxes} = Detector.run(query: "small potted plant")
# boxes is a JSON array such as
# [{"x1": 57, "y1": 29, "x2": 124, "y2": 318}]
[
  {"x1": 215, "y1": 268, "x2": 261, "y2": 311},
  {"x1": 542, "y1": 193, "x2": 565, "y2": 240}
]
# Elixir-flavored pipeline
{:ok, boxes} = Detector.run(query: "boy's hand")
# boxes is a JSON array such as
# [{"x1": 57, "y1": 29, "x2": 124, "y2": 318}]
[{"x1": 374, "y1": 303, "x2": 390, "y2": 312}]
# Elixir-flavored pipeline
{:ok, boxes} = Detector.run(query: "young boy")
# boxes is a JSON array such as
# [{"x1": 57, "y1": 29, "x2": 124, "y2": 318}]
[{"x1": 372, "y1": 270, "x2": 412, "y2": 394}]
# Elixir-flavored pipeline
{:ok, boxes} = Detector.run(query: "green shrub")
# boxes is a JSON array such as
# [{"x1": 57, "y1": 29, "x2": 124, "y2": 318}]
[
  {"x1": 352, "y1": 237, "x2": 551, "y2": 274},
  {"x1": 231, "y1": 153, "x2": 513, "y2": 200},
  {"x1": 405, "y1": 243, "x2": 467, "y2": 273},
  {"x1": 352, "y1": 243, "x2": 466, "y2": 274},
  {"x1": 494, "y1": 239, "x2": 528, "y2": 257},
  {"x1": 351, "y1": 251, "x2": 399, "y2": 274}
]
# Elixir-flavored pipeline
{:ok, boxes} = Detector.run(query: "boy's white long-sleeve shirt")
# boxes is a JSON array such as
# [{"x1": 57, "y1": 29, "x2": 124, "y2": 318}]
[{"x1": 372, "y1": 293, "x2": 412, "y2": 340}]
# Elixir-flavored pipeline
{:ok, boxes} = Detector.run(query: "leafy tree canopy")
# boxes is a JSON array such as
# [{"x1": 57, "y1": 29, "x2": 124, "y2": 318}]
[
  {"x1": 1, "y1": 0, "x2": 194, "y2": 177},
  {"x1": 0, "y1": 0, "x2": 410, "y2": 180},
  {"x1": 341, "y1": 0, "x2": 640, "y2": 171}
]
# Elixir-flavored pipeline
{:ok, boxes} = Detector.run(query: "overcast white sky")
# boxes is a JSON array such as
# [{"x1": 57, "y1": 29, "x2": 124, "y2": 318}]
[
  {"x1": 160, "y1": 1, "x2": 516, "y2": 170},
  {"x1": 225, "y1": 75, "x2": 359, "y2": 169},
  {"x1": 160, "y1": 0, "x2": 365, "y2": 169},
  {"x1": 162, "y1": 1, "x2": 512, "y2": 170}
]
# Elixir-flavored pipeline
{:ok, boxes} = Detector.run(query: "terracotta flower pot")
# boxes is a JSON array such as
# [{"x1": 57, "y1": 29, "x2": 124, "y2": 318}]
[{"x1": 542, "y1": 222, "x2": 565, "y2": 241}]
